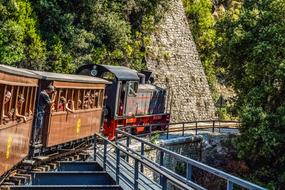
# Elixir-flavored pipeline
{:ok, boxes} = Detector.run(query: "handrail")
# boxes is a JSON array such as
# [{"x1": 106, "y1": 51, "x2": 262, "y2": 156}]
[
  {"x1": 120, "y1": 120, "x2": 240, "y2": 129},
  {"x1": 115, "y1": 128, "x2": 266, "y2": 190},
  {"x1": 115, "y1": 140, "x2": 205, "y2": 189},
  {"x1": 119, "y1": 120, "x2": 240, "y2": 139},
  {"x1": 94, "y1": 134, "x2": 201, "y2": 190}
]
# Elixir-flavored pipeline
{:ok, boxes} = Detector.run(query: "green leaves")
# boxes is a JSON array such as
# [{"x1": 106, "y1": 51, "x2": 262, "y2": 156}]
[
  {"x1": 218, "y1": 0, "x2": 285, "y2": 187},
  {"x1": 184, "y1": 0, "x2": 285, "y2": 187},
  {"x1": 0, "y1": 0, "x2": 45, "y2": 69},
  {"x1": 0, "y1": 20, "x2": 25, "y2": 64},
  {"x1": 0, "y1": 0, "x2": 170, "y2": 71}
]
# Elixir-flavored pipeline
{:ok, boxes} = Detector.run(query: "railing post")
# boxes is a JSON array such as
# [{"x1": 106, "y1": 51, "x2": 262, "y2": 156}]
[
  {"x1": 160, "y1": 151, "x2": 164, "y2": 166},
  {"x1": 149, "y1": 125, "x2": 153, "y2": 134},
  {"x1": 227, "y1": 181, "x2": 233, "y2": 190},
  {"x1": 103, "y1": 139, "x2": 107, "y2": 171},
  {"x1": 115, "y1": 130, "x2": 118, "y2": 142},
  {"x1": 134, "y1": 159, "x2": 139, "y2": 190},
  {"x1": 182, "y1": 123, "x2": 185, "y2": 136},
  {"x1": 166, "y1": 124, "x2": 169, "y2": 139},
  {"x1": 161, "y1": 176, "x2": 167, "y2": 190},
  {"x1": 126, "y1": 136, "x2": 130, "y2": 162},
  {"x1": 116, "y1": 147, "x2": 120, "y2": 184},
  {"x1": 140, "y1": 142, "x2": 144, "y2": 173},
  {"x1": 212, "y1": 120, "x2": 215, "y2": 133},
  {"x1": 93, "y1": 135, "x2": 97, "y2": 161},
  {"x1": 186, "y1": 163, "x2": 192, "y2": 181},
  {"x1": 195, "y1": 121, "x2": 198, "y2": 135},
  {"x1": 160, "y1": 151, "x2": 167, "y2": 189}
]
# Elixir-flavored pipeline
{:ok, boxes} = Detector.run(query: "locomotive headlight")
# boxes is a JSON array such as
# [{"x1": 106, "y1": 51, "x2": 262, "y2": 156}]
[{"x1": 91, "y1": 69, "x2": 98, "y2": 76}]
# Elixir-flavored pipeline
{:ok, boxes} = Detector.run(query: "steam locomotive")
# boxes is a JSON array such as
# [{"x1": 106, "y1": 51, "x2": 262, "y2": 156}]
[{"x1": 76, "y1": 64, "x2": 170, "y2": 140}]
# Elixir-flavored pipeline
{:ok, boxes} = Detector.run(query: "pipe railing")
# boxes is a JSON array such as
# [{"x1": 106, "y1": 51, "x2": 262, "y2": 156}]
[
  {"x1": 113, "y1": 127, "x2": 266, "y2": 190},
  {"x1": 94, "y1": 134, "x2": 202, "y2": 190},
  {"x1": 119, "y1": 120, "x2": 240, "y2": 139}
]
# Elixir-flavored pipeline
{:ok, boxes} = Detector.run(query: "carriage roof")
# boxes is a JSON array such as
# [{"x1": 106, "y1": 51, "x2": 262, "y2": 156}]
[
  {"x1": 0, "y1": 64, "x2": 40, "y2": 79},
  {"x1": 0, "y1": 64, "x2": 110, "y2": 84},
  {"x1": 30, "y1": 70, "x2": 111, "y2": 84}
]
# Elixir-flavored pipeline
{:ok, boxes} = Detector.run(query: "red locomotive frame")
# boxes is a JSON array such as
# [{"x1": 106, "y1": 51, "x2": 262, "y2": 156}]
[{"x1": 103, "y1": 113, "x2": 170, "y2": 140}]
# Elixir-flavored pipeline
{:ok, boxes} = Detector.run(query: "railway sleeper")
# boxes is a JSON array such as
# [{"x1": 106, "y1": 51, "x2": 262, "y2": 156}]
[
  {"x1": 7, "y1": 176, "x2": 26, "y2": 185},
  {"x1": 48, "y1": 163, "x2": 57, "y2": 170},
  {"x1": 1, "y1": 142, "x2": 92, "y2": 187},
  {"x1": 1, "y1": 181, "x2": 15, "y2": 186}
]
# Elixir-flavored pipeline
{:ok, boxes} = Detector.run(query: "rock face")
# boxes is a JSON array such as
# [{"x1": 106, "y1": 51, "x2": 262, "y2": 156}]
[{"x1": 146, "y1": 0, "x2": 216, "y2": 122}]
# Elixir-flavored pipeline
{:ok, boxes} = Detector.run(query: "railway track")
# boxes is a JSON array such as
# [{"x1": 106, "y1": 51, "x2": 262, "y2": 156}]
[{"x1": 0, "y1": 140, "x2": 93, "y2": 188}]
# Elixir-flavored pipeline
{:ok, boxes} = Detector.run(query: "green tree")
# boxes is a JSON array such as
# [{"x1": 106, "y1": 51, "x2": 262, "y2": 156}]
[
  {"x1": 0, "y1": 0, "x2": 46, "y2": 69},
  {"x1": 27, "y1": 0, "x2": 170, "y2": 72},
  {"x1": 218, "y1": 0, "x2": 285, "y2": 188},
  {"x1": 0, "y1": 0, "x2": 170, "y2": 72}
]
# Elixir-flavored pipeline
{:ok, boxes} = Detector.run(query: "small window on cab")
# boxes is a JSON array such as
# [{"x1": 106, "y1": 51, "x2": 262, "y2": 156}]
[
  {"x1": 102, "y1": 72, "x2": 115, "y2": 81},
  {"x1": 128, "y1": 81, "x2": 138, "y2": 97}
]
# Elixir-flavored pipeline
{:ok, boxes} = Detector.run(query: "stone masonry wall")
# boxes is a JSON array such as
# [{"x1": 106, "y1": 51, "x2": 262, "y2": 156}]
[{"x1": 146, "y1": 0, "x2": 216, "y2": 122}]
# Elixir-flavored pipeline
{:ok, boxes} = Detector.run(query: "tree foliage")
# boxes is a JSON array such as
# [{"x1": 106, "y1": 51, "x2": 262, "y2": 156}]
[
  {"x1": 184, "y1": 0, "x2": 285, "y2": 187},
  {"x1": 0, "y1": 0, "x2": 46, "y2": 69},
  {"x1": 217, "y1": 0, "x2": 285, "y2": 188},
  {"x1": 0, "y1": 0, "x2": 170, "y2": 72}
]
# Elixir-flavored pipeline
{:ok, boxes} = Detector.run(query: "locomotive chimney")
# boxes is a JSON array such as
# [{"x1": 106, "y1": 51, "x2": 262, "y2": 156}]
[
  {"x1": 140, "y1": 70, "x2": 153, "y2": 83},
  {"x1": 138, "y1": 73, "x2": 146, "y2": 84}
]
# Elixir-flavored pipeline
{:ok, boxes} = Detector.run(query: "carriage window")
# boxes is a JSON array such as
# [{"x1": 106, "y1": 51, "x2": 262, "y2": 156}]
[
  {"x1": 1, "y1": 84, "x2": 36, "y2": 126},
  {"x1": 55, "y1": 89, "x2": 66, "y2": 112},
  {"x1": 92, "y1": 90, "x2": 99, "y2": 108},
  {"x1": 74, "y1": 89, "x2": 81, "y2": 110},
  {"x1": 128, "y1": 82, "x2": 138, "y2": 97},
  {"x1": 53, "y1": 88, "x2": 75, "y2": 112},
  {"x1": 83, "y1": 90, "x2": 92, "y2": 109},
  {"x1": 101, "y1": 72, "x2": 115, "y2": 81},
  {"x1": 53, "y1": 88, "x2": 104, "y2": 112}
]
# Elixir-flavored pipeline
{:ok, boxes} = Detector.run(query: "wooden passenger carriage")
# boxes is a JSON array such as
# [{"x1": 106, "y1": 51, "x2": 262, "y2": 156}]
[
  {"x1": 0, "y1": 65, "x2": 39, "y2": 177},
  {"x1": 31, "y1": 71, "x2": 110, "y2": 147}
]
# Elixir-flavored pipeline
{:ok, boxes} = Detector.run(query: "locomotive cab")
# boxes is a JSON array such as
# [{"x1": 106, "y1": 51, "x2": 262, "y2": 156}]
[
  {"x1": 76, "y1": 64, "x2": 140, "y2": 119},
  {"x1": 76, "y1": 64, "x2": 170, "y2": 140}
]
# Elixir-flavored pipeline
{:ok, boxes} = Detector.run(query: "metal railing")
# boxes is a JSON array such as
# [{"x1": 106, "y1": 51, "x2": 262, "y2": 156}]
[
  {"x1": 98, "y1": 126, "x2": 265, "y2": 190},
  {"x1": 94, "y1": 134, "x2": 201, "y2": 190},
  {"x1": 165, "y1": 120, "x2": 240, "y2": 138},
  {"x1": 123, "y1": 120, "x2": 240, "y2": 139}
]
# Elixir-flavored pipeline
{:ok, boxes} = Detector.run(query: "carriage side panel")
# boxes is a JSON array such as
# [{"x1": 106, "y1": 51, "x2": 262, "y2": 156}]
[{"x1": 0, "y1": 71, "x2": 38, "y2": 177}]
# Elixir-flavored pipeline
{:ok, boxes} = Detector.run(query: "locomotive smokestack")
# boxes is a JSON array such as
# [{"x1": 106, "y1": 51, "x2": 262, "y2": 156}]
[
  {"x1": 140, "y1": 70, "x2": 153, "y2": 83},
  {"x1": 138, "y1": 73, "x2": 146, "y2": 84}
]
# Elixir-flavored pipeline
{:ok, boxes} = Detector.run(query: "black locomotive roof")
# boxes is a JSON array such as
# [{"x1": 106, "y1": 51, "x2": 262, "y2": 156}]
[
  {"x1": 99, "y1": 64, "x2": 139, "y2": 81},
  {"x1": 30, "y1": 70, "x2": 110, "y2": 84},
  {"x1": 0, "y1": 64, "x2": 41, "y2": 78},
  {"x1": 77, "y1": 64, "x2": 140, "y2": 81}
]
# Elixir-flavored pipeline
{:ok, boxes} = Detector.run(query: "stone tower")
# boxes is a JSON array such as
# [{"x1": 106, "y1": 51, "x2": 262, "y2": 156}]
[{"x1": 146, "y1": 0, "x2": 216, "y2": 122}]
